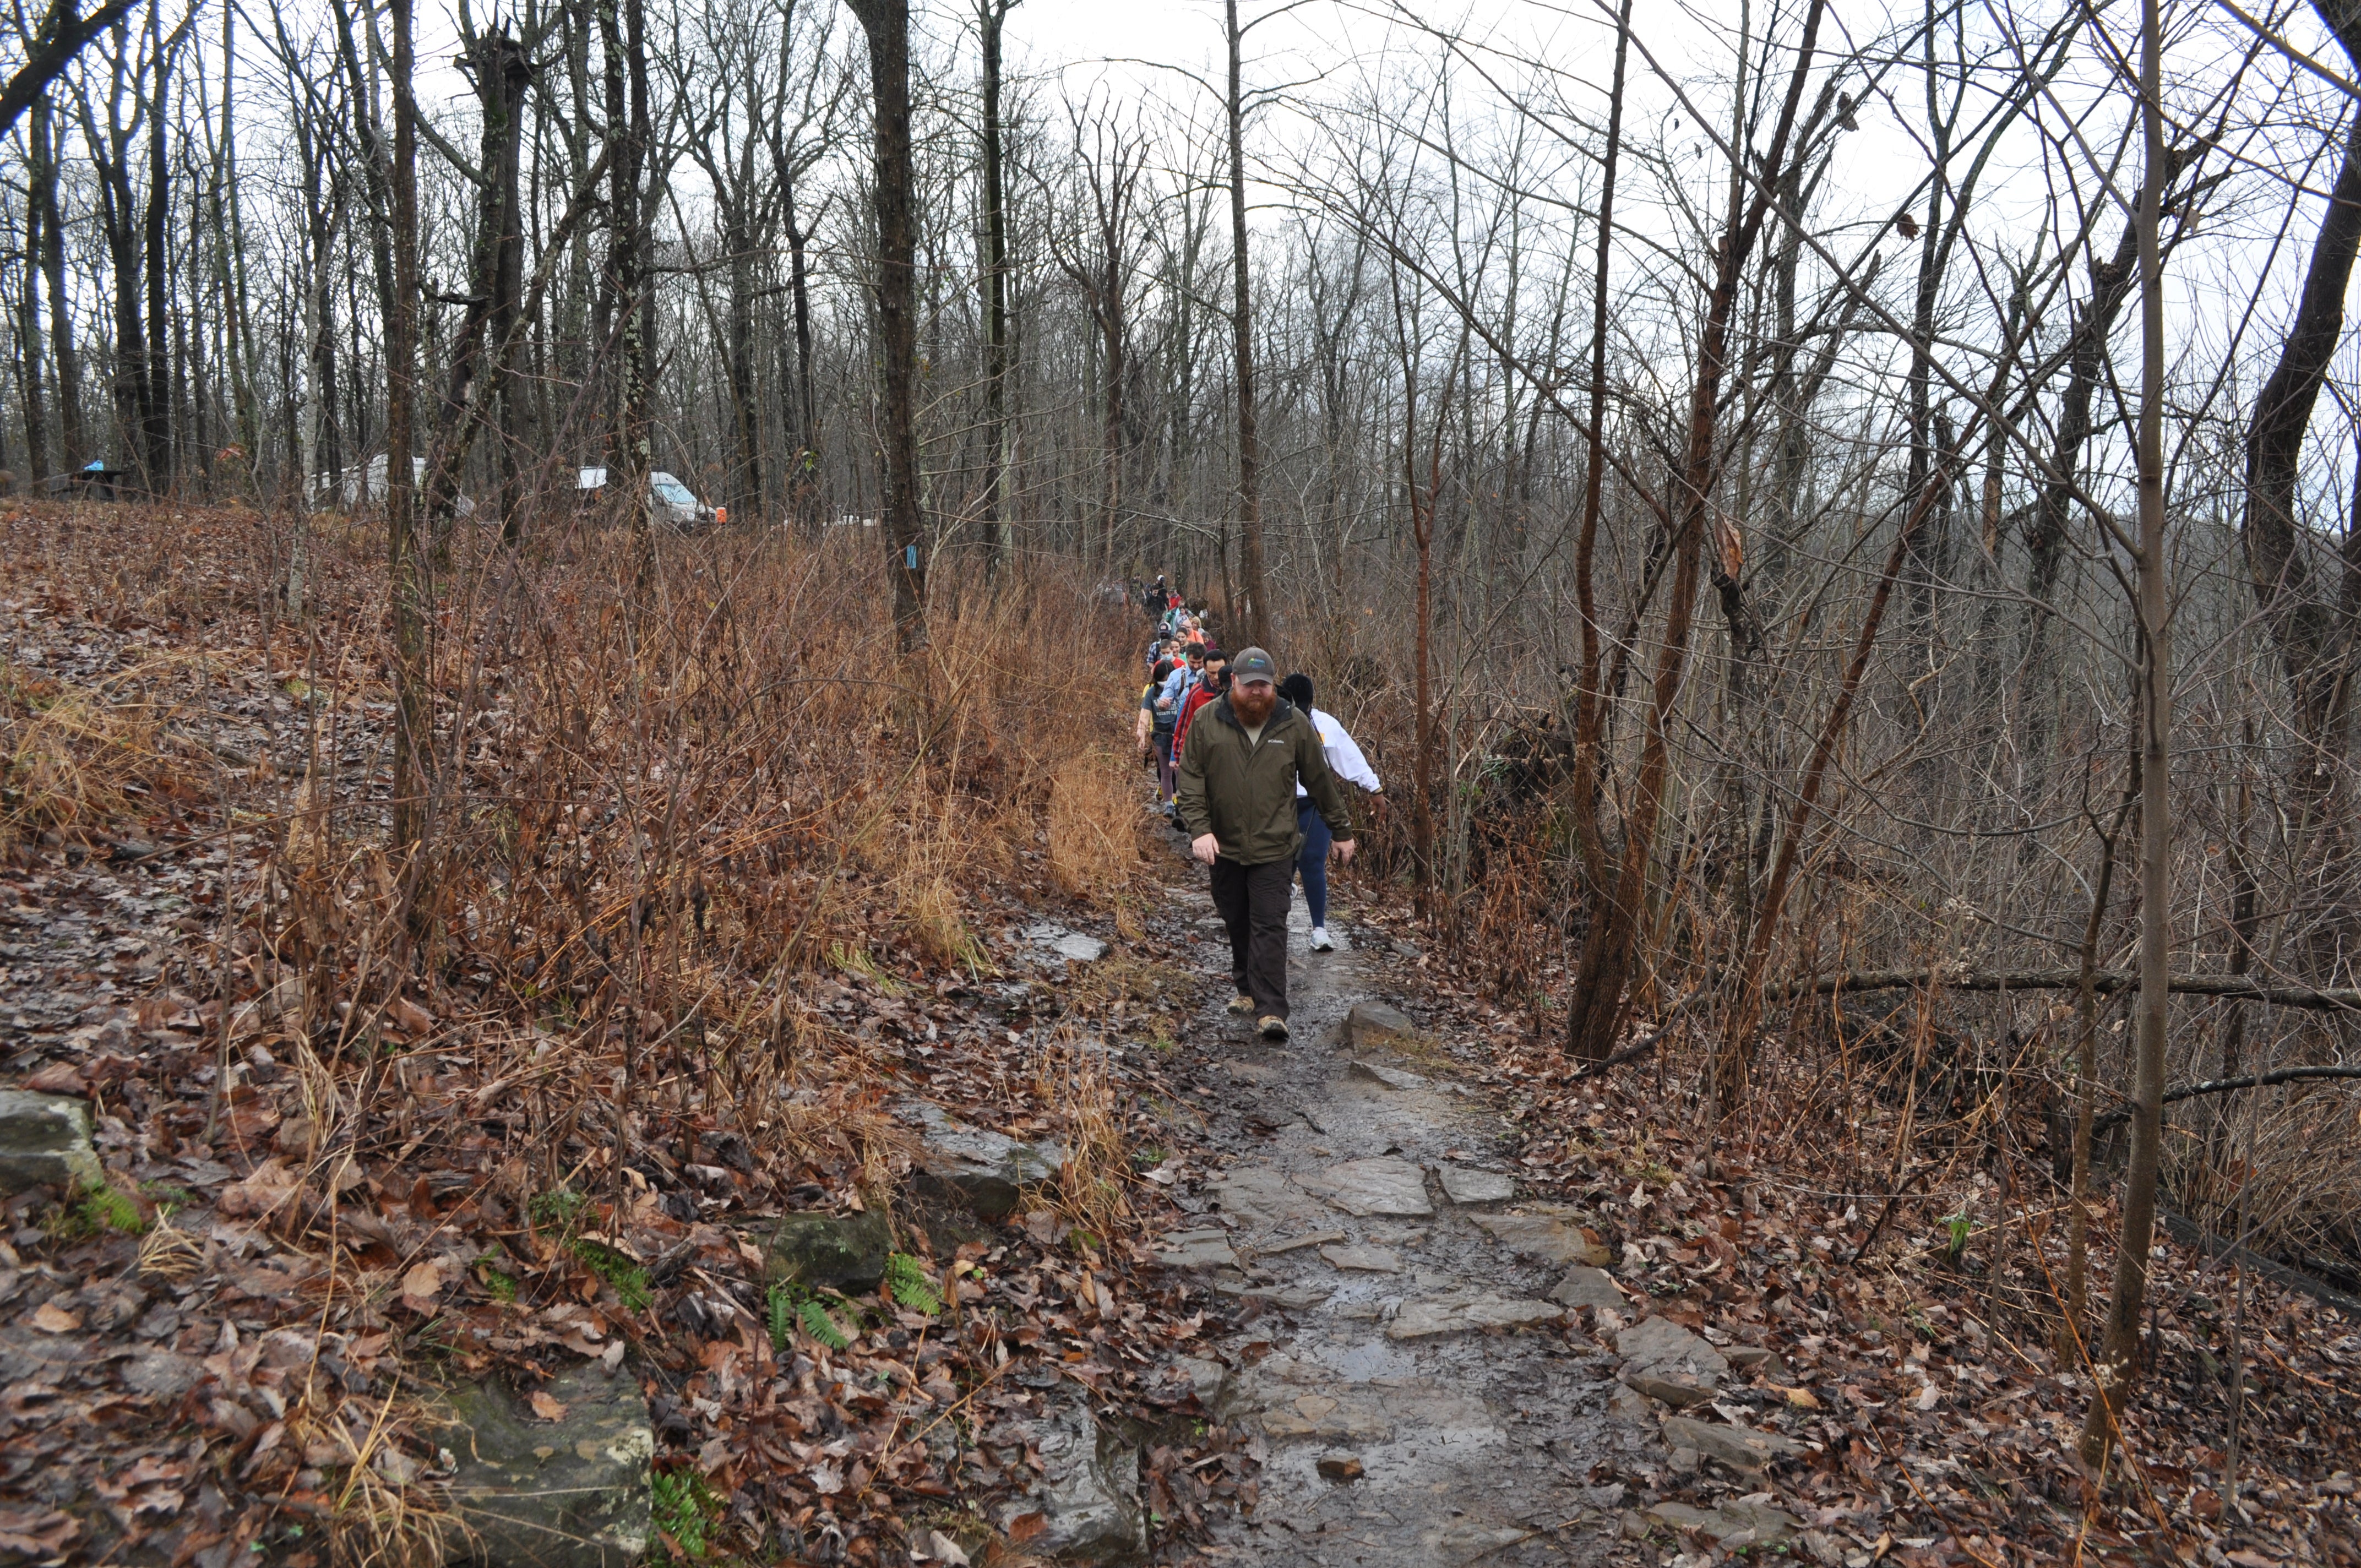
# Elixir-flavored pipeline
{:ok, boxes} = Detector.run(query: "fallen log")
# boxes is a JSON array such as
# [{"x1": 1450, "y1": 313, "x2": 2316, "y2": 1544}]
[{"x1": 1771, "y1": 967, "x2": 2361, "y2": 1011}]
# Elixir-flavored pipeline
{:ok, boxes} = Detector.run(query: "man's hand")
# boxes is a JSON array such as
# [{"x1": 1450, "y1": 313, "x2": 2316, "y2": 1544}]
[
  {"x1": 1192, "y1": 834, "x2": 1219, "y2": 865},
  {"x1": 1335, "y1": 839, "x2": 1357, "y2": 864}
]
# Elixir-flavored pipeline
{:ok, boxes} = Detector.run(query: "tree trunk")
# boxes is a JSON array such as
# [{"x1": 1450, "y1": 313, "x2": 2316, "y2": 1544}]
[
  {"x1": 2242, "y1": 0, "x2": 2361, "y2": 772},
  {"x1": 34, "y1": 98, "x2": 83, "y2": 475},
  {"x1": 141, "y1": 10, "x2": 173, "y2": 492},
  {"x1": 15, "y1": 126, "x2": 48, "y2": 489},
  {"x1": 2081, "y1": 0, "x2": 2173, "y2": 1462},
  {"x1": 850, "y1": 0, "x2": 928, "y2": 652},
  {"x1": 1568, "y1": 0, "x2": 1632, "y2": 901},
  {"x1": 424, "y1": 28, "x2": 533, "y2": 543},
  {"x1": 388, "y1": 0, "x2": 430, "y2": 912},
  {"x1": 979, "y1": 0, "x2": 1015, "y2": 571},
  {"x1": 601, "y1": 0, "x2": 653, "y2": 561},
  {"x1": 1226, "y1": 0, "x2": 1269, "y2": 648}
]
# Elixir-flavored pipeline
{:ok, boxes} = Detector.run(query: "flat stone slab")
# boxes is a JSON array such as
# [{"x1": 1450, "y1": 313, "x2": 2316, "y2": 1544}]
[
  {"x1": 1218, "y1": 1281, "x2": 1334, "y2": 1310},
  {"x1": 437, "y1": 1361, "x2": 652, "y2": 1568},
  {"x1": 1154, "y1": 1228, "x2": 1240, "y2": 1271},
  {"x1": 1387, "y1": 1292, "x2": 1566, "y2": 1340},
  {"x1": 1437, "y1": 1165, "x2": 1515, "y2": 1205},
  {"x1": 1548, "y1": 1266, "x2": 1626, "y2": 1312},
  {"x1": 1615, "y1": 1316, "x2": 1729, "y2": 1408},
  {"x1": 897, "y1": 1100, "x2": 1065, "y2": 1221},
  {"x1": 1469, "y1": 1209, "x2": 1609, "y2": 1266},
  {"x1": 1298, "y1": 1157, "x2": 1433, "y2": 1218},
  {"x1": 0, "y1": 1092, "x2": 101, "y2": 1196},
  {"x1": 1206, "y1": 1164, "x2": 1304, "y2": 1227},
  {"x1": 1658, "y1": 1415, "x2": 1809, "y2": 1473},
  {"x1": 1346, "y1": 1059, "x2": 1427, "y2": 1091},
  {"x1": 1644, "y1": 1498, "x2": 1800, "y2": 1544},
  {"x1": 1317, "y1": 1243, "x2": 1401, "y2": 1273},
  {"x1": 1343, "y1": 1002, "x2": 1423, "y2": 1049}
]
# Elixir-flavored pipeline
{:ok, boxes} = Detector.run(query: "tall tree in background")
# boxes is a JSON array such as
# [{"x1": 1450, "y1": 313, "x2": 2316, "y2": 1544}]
[
  {"x1": 850, "y1": 0, "x2": 928, "y2": 651},
  {"x1": 2241, "y1": 0, "x2": 2361, "y2": 791},
  {"x1": 601, "y1": 0, "x2": 654, "y2": 554},
  {"x1": 387, "y1": 0, "x2": 429, "y2": 895},
  {"x1": 1225, "y1": 0, "x2": 1269, "y2": 646},
  {"x1": 31, "y1": 94, "x2": 84, "y2": 476},
  {"x1": 977, "y1": 0, "x2": 1018, "y2": 571}
]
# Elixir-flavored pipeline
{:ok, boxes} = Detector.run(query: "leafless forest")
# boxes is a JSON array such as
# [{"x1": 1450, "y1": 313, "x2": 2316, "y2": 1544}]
[{"x1": 8, "y1": 0, "x2": 2361, "y2": 1554}]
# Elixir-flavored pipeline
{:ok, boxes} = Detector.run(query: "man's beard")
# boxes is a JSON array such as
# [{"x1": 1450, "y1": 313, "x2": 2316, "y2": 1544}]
[{"x1": 1232, "y1": 685, "x2": 1276, "y2": 725}]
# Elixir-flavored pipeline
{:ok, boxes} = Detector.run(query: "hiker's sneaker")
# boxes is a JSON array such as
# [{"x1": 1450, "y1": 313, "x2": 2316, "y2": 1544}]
[
  {"x1": 1309, "y1": 927, "x2": 1335, "y2": 952},
  {"x1": 1258, "y1": 1015, "x2": 1290, "y2": 1042},
  {"x1": 1227, "y1": 993, "x2": 1256, "y2": 1016}
]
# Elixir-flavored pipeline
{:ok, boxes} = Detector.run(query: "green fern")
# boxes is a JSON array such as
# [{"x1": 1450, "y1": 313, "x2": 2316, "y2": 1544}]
[
  {"x1": 766, "y1": 1283, "x2": 796, "y2": 1353},
  {"x1": 885, "y1": 1252, "x2": 943, "y2": 1315},
  {"x1": 799, "y1": 1299, "x2": 850, "y2": 1350}
]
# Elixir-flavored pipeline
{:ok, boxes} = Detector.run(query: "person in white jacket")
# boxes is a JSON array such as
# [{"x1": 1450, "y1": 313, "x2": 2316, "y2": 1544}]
[{"x1": 1278, "y1": 673, "x2": 1380, "y2": 951}]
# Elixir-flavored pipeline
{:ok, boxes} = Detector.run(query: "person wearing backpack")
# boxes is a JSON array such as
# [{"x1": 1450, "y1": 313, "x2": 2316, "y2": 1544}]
[{"x1": 1172, "y1": 649, "x2": 1227, "y2": 762}]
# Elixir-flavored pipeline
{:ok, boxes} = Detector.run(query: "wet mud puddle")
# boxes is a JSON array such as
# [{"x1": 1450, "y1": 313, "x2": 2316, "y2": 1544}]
[{"x1": 1153, "y1": 886, "x2": 1646, "y2": 1567}]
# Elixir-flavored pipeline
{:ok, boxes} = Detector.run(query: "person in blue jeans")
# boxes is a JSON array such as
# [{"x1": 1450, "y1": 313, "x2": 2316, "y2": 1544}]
[{"x1": 1277, "y1": 673, "x2": 1381, "y2": 951}]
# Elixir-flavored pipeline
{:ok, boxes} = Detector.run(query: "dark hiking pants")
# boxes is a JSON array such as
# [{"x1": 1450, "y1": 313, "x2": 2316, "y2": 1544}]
[{"x1": 1211, "y1": 855, "x2": 1293, "y2": 1021}]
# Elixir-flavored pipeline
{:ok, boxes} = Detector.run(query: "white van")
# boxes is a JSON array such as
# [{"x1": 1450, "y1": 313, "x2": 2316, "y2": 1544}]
[
  {"x1": 315, "y1": 454, "x2": 476, "y2": 516},
  {"x1": 577, "y1": 467, "x2": 716, "y2": 528}
]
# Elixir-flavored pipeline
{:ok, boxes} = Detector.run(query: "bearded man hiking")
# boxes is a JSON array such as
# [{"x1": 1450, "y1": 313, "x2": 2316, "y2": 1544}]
[{"x1": 1175, "y1": 647, "x2": 1356, "y2": 1042}]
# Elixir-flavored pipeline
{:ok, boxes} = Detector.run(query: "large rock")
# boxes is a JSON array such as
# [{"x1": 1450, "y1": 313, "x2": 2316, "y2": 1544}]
[
  {"x1": 1658, "y1": 1415, "x2": 1808, "y2": 1474},
  {"x1": 1470, "y1": 1208, "x2": 1609, "y2": 1266},
  {"x1": 1614, "y1": 1316, "x2": 1728, "y2": 1408},
  {"x1": 1020, "y1": 923, "x2": 1108, "y2": 964},
  {"x1": 1298, "y1": 1156, "x2": 1432, "y2": 1217},
  {"x1": 0, "y1": 1092, "x2": 102, "y2": 1196},
  {"x1": 997, "y1": 1398, "x2": 1145, "y2": 1564},
  {"x1": 1388, "y1": 1293, "x2": 1566, "y2": 1341},
  {"x1": 897, "y1": 1101, "x2": 1065, "y2": 1221},
  {"x1": 437, "y1": 1362, "x2": 652, "y2": 1567},
  {"x1": 1343, "y1": 1003, "x2": 1423, "y2": 1049},
  {"x1": 763, "y1": 1211, "x2": 892, "y2": 1294}
]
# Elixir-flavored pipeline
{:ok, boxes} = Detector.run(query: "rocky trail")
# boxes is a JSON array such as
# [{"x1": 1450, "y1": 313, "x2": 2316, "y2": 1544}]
[{"x1": 1131, "y1": 847, "x2": 1811, "y2": 1568}]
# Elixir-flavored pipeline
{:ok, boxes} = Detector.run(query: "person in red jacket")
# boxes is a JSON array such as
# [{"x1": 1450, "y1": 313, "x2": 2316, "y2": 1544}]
[{"x1": 1172, "y1": 648, "x2": 1227, "y2": 762}]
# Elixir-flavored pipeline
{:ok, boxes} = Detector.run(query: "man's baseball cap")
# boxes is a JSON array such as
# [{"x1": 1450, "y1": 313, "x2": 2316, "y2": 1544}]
[{"x1": 1231, "y1": 647, "x2": 1278, "y2": 685}]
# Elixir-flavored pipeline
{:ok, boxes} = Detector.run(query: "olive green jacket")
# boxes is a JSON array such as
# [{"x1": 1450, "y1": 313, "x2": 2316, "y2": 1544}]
[{"x1": 1176, "y1": 696, "x2": 1354, "y2": 866}]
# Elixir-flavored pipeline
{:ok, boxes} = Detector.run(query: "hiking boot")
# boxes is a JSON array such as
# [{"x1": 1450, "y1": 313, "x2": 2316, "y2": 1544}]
[
  {"x1": 1227, "y1": 993, "x2": 1256, "y2": 1016},
  {"x1": 1258, "y1": 1015, "x2": 1290, "y2": 1042},
  {"x1": 1309, "y1": 927, "x2": 1335, "y2": 952}
]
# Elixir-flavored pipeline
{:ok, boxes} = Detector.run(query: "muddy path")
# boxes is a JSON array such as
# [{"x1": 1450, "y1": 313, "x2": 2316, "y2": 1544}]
[{"x1": 1142, "y1": 849, "x2": 1659, "y2": 1567}]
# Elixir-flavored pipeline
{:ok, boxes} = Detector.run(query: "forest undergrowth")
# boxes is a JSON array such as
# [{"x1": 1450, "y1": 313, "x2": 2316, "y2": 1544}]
[{"x1": 0, "y1": 498, "x2": 1254, "y2": 1567}]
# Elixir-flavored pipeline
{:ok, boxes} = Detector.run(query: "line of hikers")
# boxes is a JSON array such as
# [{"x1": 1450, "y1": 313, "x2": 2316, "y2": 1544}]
[{"x1": 1129, "y1": 575, "x2": 1380, "y2": 1043}]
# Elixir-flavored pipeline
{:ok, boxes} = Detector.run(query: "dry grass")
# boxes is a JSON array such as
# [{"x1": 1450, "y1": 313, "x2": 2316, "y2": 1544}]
[
  {"x1": 1033, "y1": 1032, "x2": 1133, "y2": 1240},
  {"x1": 1046, "y1": 747, "x2": 1144, "y2": 901},
  {"x1": 0, "y1": 661, "x2": 172, "y2": 849}
]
